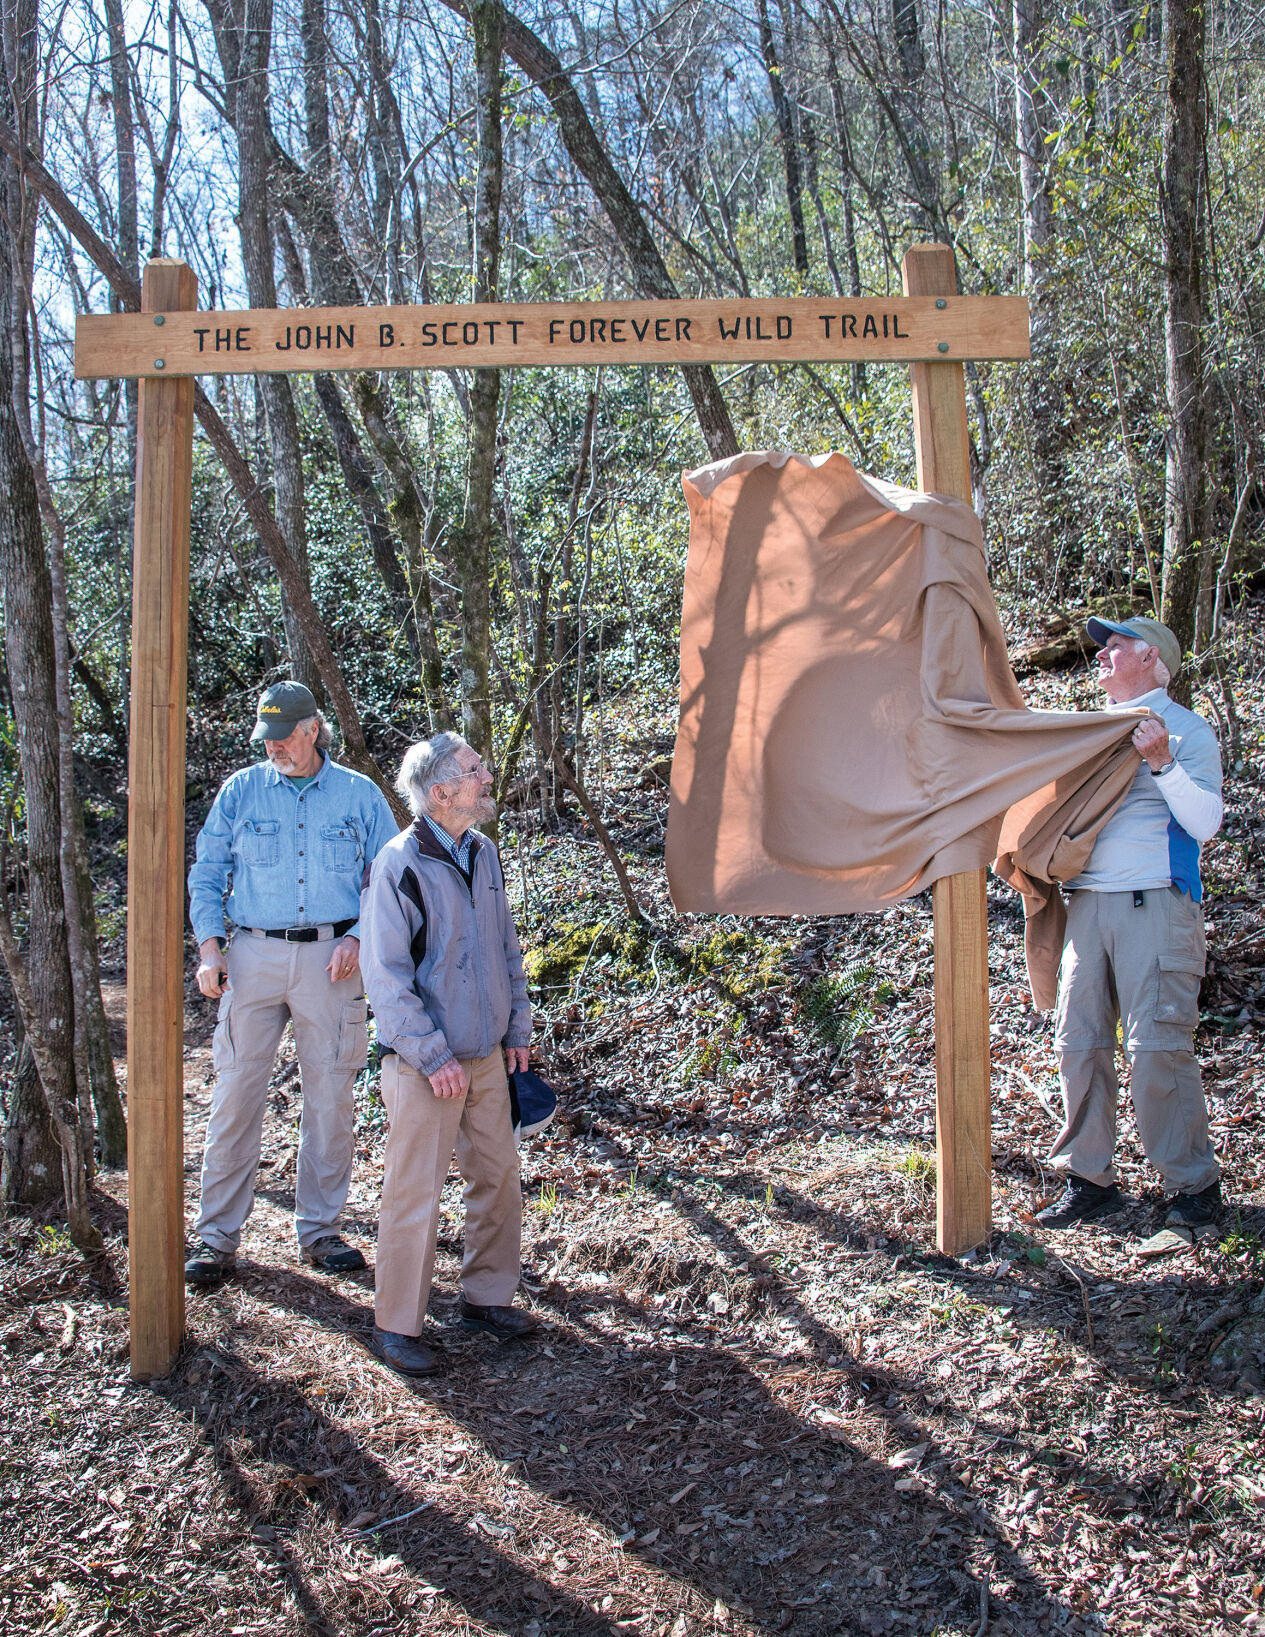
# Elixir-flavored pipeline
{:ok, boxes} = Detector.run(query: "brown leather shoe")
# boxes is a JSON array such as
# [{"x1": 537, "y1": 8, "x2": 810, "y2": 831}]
[
  {"x1": 458, "y1": 1300, "x2": 540, "y2": 1340},
  {"x1": 371, "y1": 1327, "x2": 439, "y2": 1376}
]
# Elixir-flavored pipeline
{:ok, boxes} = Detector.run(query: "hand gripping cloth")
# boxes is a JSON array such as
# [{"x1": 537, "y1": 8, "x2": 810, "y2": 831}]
[{"x1": 666, "y1": 450, "x2": 1147, "y2": 990}]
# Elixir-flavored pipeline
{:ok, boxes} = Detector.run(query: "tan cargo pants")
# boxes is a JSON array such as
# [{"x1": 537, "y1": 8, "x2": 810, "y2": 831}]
[
  {"x1": 195, "y1": 932, "x2": 369, "y2": 1252},
  {"x1": 1051, "y1": 886, "x2": 1220, "y2": 1192},
  {"x1": 374, "y1": 1051, "x2": 522, "y2": 1337}
]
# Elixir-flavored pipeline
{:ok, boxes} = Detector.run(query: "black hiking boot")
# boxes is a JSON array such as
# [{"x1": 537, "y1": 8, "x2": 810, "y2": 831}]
[
  {"x1": 1165, "y1": 1179, "x2": 1223, "y2": 1231},
  {"x1": 1035, "y1": 1175, "x2": 1123, "y2": 1229},
  {"x1": 184, "y1": 1241, "x2": 236, "y2": 1287}
]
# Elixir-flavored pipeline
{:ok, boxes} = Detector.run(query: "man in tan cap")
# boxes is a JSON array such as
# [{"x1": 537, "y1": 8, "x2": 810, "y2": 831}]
[
  {"x1": 1037, "y1": 617, "x2": 1226, "y2": 1232},
  {"x1": 185, "y1": 682, "x2": 398, "y2": 1284}
]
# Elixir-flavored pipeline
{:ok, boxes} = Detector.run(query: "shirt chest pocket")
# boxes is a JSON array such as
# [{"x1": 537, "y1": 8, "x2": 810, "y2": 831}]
[
  {"x1": 241, "y1": 818, "x2": 280, "y2": 867},
  {"x1": 321, "y1": 824, "x2": 361, "y2": 872}
]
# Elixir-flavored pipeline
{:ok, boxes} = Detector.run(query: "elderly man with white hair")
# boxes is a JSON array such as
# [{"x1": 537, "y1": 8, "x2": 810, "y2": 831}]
[
  {"x1": 1037, "y1": 617, "x2": 1226, "y2": 1232},
  {"x1": 358, "y1": 732, "x2": 536, "y2": 1376}
]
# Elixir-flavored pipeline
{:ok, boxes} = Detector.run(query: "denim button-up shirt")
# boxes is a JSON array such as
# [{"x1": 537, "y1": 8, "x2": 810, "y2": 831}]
[{"x1": 188, "y1": 754, "x2": 399, "y2": 945}]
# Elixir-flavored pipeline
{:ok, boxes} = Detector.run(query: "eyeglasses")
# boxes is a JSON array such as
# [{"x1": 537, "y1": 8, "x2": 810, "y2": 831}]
[{"x1": 451, "y1": 759, "x2": 493, "y2": 782}]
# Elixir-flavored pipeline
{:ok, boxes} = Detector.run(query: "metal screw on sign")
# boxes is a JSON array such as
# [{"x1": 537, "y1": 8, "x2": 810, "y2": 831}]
[
  {"x1": 937, "y1": 342, "x2": 950, "y2": 353},
  {"x1": 936, "y1": 299, "x2": 948, "y2": 309},
  {"x1": 154, "y1": 358, "x2": 166, "y2": 369},
  {"x1": 154, "y1": 314, "x2": 166, "y2": 326}
]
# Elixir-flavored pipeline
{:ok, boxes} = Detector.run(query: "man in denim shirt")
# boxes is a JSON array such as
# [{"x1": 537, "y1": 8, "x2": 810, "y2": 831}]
[{"x1": 185, "y1": 682, "x2": 398, "y2": 1285}]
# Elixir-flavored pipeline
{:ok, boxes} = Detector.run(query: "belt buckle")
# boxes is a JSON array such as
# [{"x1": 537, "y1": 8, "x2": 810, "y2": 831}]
[{"x1": 284, "y1": 926, "x2": 306, "y2": 942}]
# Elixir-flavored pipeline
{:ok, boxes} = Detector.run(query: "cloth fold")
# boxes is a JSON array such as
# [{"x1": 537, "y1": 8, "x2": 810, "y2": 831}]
[
  {"x1": 991, "y1": 737, "x2": 1145, "y2": 1008},
  {"x1": 666, "y1": 451, "x2": 1145, "y2": 985}
]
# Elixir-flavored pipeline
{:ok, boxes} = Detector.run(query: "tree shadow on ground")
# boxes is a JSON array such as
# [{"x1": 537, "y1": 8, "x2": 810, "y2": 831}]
[
  {"x1": 218, "y1": 1258, "x2": 1098, "y2": 1635},
  {"x1": 154, "y1": 1339, "x2": 627, "y2": 1637},
  {"x1": 690, "y1": 1163, "x2": 1265, "y2": 1399}
]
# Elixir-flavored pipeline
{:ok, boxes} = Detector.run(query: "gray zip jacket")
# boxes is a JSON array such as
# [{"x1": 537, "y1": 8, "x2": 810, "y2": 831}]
[{"x1": 359, "y1": 822, "x2": 531, "y2": 1076}]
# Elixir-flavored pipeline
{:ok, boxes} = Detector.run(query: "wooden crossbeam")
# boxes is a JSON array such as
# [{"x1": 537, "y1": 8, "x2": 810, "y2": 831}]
[{"x1": 75, "y1": 294, "x2": 1031, "y2": 379}]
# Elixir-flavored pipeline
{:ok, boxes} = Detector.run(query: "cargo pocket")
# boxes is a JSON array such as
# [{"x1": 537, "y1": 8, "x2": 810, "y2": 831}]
[
  {"x1": 336, "y1": 997, "x2": 369, "y2": 1070},
  {"x1": 1153, "y1": 956, "x2": 1201, "y2": 1030},
  {"x1": 211, "y1": 992, "x2": 237, "y2": 1073}
]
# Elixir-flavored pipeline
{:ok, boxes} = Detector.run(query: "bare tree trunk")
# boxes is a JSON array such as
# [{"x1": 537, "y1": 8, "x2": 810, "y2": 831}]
[
  {"x1": 284, "y1": 4, "x2": 449, "y2": 719},
  {"x1": 273, "y1": 213, "x2": 428, "y2": 673},
  {"x1": 0, "y1": 226, "x2": 99, "y2": 1248},
  {"x1": 548, "y1": 384, "x2": 599, "y2": 811},
  {"x1": 101, "y1": 0, "x2": 138, "y2": 562},
  {"x1": 1159, "y1": 0, "x2": 1208, "y2": 659},
  {"x1": 347, "y1": 372, "x2": 449, "y2": 726},
  {"x1": 4, "y1": 0, "x2": 124, "y2": 1172},
  {"x1": 453, "y1": 0, "x2": 504, "y2": 763},
  {"x1": 209, "y1": 0, "x2": 320, "y2": 696},
  {"x1": 891, "y1": 0, "x2": 942, "y2": 239},
  {"x1": 438, "y1": 0, "x2": 738, "y2": 462},
  {"x1": 756, "y1": 0, "x2": 809, "y2": 275},
  {"x1": 1014, "y1": 0, "x2": 1065, "y2": 576},
  {"x1": 822, "y1": 36, "x2": 867, "y2": 396},
  {"x1": 1, "y1": 1035, "x2": 60, "y2": 1206}
]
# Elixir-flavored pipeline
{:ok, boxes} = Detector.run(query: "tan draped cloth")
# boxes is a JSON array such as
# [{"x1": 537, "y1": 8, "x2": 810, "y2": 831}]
[{"x1": 666, "y1": 451, "x2": 1148, "y2": 1000}]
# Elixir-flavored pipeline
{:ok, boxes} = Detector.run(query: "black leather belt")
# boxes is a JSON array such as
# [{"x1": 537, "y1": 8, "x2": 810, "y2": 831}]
[{"x1": 255, "y1": 918, "x2": 356, "y2": 942}]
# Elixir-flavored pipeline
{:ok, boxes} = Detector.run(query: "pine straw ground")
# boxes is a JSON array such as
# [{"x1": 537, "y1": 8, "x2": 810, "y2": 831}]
[{"x1": 4, "y1": 626, "x2": 1265, "y2": 1637}]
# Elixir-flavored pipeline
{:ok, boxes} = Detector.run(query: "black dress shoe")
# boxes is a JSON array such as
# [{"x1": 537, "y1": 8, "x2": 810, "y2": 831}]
[
  {"x1": 1036, "y1": 1175, "x2": 1123, "y2": 1228},
  {"x1": 458, "y1": 1300, "x2": 540, "y2": 1340},
  {"x1": 371, "y1": 1327, "x2": 439, "y2": 1376}
]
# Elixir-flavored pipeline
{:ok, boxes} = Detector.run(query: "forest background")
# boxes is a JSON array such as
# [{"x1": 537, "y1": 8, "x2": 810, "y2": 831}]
[{"x1": 0, "y1": 0, "x2": 1264, "y2": 1630}]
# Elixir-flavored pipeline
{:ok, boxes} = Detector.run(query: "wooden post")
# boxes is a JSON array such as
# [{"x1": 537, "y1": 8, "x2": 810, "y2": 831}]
[
  {"x1": 127, "y1": 259, "x2": 197, "y2": 1378},
  {"x1": 902, "y1": 243, "x2": 993, "y2": 1256}
]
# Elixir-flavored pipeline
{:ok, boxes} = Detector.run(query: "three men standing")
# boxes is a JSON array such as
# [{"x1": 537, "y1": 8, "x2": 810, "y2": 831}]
[
  {"x1": 185, "y1": 683, "x2": 398, "y2": 1284},
  {"x1": 359, "y1": 733, "x2": 537, "y2": 1375},
  {"x1": 1039, "y1": 618, "x2": 1226, "y2": 1231}
]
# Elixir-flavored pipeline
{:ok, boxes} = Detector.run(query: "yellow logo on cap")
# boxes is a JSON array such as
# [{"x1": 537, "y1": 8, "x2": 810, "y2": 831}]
[{"x1": 260, "y1": 704, "x2": 282, "y2": 714}]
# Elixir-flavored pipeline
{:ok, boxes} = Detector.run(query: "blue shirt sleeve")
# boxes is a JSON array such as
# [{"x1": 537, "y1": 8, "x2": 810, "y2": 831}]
[
  {"x1": 188, "y1": 775, "x2": 239, "y2": 945},
  {"x1": 345, "y1": 784, "x2": 402, "y2": 942}
]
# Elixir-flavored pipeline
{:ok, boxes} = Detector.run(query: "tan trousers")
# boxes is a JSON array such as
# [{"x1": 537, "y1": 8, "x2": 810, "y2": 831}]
[
  {"x1": 374, "y1": 1051, "x2": 522, "y2": 1337},
  {"x1": 196, "y1": 933, "x2": 369, "y2": 1252},
  {"x1": 1051, "y1": 887, "x2": 1219, "y2": 1192}
]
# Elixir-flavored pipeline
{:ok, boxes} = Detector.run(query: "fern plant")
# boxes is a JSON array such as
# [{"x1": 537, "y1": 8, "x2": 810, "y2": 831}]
[{"x1": 801, "y1": 962, "x2": 893, "y2": 1064}]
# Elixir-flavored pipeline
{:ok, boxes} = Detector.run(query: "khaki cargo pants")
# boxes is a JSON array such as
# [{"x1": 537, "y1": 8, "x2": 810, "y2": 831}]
[
  {"x1": 195, "y1": 932, "x2": 369, "y2": 1252},
  {"x1": 1051, "y1": 886, "x2": 1220, "y2": 1193},
  {"x1": 374, "y1": 1052, "x2": 521, "y2": 1338}
]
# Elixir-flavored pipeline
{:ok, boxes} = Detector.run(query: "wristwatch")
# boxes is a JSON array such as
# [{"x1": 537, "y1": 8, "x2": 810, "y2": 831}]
[{"x1": 1151, "y1": 759, "x2": 1176, "y2": 776}]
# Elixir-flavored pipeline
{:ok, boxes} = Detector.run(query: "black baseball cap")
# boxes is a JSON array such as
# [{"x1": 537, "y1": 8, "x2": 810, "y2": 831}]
[{"x1": 251, "y1": 681, "x2": 319, "y2": 741}]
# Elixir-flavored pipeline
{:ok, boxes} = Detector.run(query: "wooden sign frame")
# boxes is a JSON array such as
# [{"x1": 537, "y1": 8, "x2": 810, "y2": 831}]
[
  {"x1": 76, "y1": 293, "x2": 1030, "y2": 379},
  {"x1": 75, "y1": 244, "x2": 1027, "y2": 1378}
]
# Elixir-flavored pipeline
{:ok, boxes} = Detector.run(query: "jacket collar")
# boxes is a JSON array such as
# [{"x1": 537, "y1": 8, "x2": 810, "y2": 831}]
[
  {"x1": 411, "y1": 816, "x2": 487, "y2": 865},
  {"x1": 1105, "y1": 686, "x2": 1171, "y2": 715}
]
